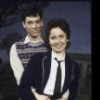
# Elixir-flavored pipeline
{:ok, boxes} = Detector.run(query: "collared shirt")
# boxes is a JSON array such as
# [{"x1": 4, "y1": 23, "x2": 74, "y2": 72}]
[
  {"x1": 24, "y1": 36, "x2": 44, "y2": 44},
  {"x1": 43, "y1": 50, "x2": 69, "y2": 99},
  {"x1": 10, "y1": 36, "x2": 44, "y2": 85}
]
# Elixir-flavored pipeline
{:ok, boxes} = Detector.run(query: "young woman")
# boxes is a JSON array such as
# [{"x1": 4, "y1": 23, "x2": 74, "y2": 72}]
[{"x1": 19, "y1": 18, "x2": 80, "y2": 100}]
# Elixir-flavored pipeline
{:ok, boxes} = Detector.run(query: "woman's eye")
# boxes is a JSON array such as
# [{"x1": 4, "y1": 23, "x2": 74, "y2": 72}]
[
  {"x1": 60, "y1": 35, "x2": 64, "y2": 38},
  {"x1": 51, "y1": 37, "x2": 56, "y2": 39}
]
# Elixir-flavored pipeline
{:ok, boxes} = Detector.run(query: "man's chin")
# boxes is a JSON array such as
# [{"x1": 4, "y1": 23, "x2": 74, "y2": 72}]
[{"x1": 32, "y1": 35, "x2": 38, "y2": 38}]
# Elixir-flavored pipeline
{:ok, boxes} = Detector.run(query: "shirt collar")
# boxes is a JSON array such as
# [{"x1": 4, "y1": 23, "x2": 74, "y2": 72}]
[
  {"x1": 52, "y1": 50, "x2": 65, "y2": 61},
  {"x1": 24, "y1": 35, "x2": 44, "y2": 44}
]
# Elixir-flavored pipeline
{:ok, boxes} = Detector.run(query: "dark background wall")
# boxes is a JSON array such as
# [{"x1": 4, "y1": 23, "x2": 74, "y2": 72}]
[{"x1": 0, "y1": 1, "x2": 91, "y2": 64}]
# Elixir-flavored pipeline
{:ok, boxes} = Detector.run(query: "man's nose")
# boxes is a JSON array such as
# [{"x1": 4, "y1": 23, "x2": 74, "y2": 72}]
[{"x1": 32, "y1": 23, "x2": 37, "y2": 28}]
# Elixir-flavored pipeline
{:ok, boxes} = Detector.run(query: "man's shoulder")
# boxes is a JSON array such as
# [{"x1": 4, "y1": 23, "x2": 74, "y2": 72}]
[{"x1": 15, "y1": 38, "x2": 25, "y2": 45}]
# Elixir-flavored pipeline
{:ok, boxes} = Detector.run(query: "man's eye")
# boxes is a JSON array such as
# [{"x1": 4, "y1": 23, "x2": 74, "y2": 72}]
[
  {"x1": 28, "y1": 22, "x2": 32, "y2": 24},
  {"x1": 36, "y1": 21, "x2": 40, "y2": 23}
]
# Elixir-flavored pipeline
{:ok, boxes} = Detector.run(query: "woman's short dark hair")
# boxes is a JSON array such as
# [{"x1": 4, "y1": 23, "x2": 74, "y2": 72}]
[
  {"x1": 45, "y1": 18, "x2": 71, "y2": 49},
  {"x1": 22, "y1": 4, "x2": 43, "y2": 22}
]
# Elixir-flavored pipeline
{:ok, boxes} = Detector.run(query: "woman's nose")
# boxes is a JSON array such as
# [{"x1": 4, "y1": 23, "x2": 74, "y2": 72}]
[{"x1": 55, "y1": 38, "x2": 60, "y2": 43}]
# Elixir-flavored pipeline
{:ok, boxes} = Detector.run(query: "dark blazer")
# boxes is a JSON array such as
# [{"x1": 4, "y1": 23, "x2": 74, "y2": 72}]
[{"x1": 19, "y1": 51, "x2": 80, "y2": 100}]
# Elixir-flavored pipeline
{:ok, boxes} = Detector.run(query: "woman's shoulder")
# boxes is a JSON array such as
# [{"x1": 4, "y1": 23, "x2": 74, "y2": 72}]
[{"x1": 66, "y1": 54, "x2": 80, "y2": 68}]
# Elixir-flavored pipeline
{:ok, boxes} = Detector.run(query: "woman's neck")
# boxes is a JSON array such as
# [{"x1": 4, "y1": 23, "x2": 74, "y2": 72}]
[{"x1": 53, "y1": 51, "x2": 65, "y2": 61}]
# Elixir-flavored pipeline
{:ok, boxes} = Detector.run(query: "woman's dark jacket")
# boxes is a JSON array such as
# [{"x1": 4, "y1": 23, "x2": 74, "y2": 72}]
[{"x1": 19, "y1": 51, "x2": 80, "y2": 100}]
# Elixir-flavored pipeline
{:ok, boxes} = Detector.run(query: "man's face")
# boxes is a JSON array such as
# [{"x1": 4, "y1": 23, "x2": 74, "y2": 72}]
[{"x1": 22, "y1": 15, "x2": 43, "y2": 39}]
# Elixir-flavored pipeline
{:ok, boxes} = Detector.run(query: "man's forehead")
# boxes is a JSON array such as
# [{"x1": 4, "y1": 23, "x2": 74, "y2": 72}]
[{"x1": 25, "y1": 15, "x2": 41, "y2": 21}]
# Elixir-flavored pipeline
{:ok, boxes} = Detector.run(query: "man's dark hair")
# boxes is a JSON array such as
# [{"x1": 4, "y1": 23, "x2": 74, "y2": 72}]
[
  {"x1": 45, "y1": 18, "x2": 71, "y2": 49},
  {"x1": 22, "y1": 4, "x2": 43, "y2": 22}
]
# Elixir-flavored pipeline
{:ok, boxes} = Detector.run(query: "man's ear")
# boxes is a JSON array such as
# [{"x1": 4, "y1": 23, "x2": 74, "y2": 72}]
[{"x1": 22, "y1": 21, "x2": 25, "y2": 28}]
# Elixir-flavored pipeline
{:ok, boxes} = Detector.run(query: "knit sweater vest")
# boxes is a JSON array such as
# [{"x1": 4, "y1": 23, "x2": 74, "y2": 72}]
[{"x1": 15, "y1": 39, "x2": 48, "y2": 68}]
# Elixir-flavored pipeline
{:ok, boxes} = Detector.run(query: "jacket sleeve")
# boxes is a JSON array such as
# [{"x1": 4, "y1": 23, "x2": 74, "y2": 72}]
[
  {"x1": 19, "y1": 56, "x2": 37, "y2": 100},
  {"x1": 68, "y1": 61, "x2": 80, "y2": 100}
]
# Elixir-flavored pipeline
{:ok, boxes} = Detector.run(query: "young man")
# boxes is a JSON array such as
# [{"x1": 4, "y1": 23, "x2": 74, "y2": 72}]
[
  {"x1": 10, "y1": 4, "x2": 48, "y2": 85},
  {"x1": 19, "y1": 18, "x2": 80, "y2": 100}
]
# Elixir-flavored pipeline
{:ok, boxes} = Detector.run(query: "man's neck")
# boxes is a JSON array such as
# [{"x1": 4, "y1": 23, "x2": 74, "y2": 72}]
[{"x1": 28, "y1": 34, "x2": 42, "y2": 43}]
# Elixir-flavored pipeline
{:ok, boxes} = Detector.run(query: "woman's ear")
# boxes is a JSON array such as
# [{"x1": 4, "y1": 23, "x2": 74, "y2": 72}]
[{"x1": 67, "y1": 39, "x2": 69, "y2": 42}]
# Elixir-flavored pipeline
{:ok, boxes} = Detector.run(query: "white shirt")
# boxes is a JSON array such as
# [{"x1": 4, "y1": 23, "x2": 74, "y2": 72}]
[{"x1": 43, "y1": 50, "x2": 69, "y2": 99}]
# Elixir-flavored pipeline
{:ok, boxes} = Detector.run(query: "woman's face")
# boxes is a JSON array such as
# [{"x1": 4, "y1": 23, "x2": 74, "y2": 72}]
[{"x1": 49, "y1": 27, "x2": 68, "y2": 53}]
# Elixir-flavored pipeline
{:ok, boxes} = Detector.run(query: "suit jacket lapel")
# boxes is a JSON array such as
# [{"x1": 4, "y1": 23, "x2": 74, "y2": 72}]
[
  {"x1": 42, "y1": 51, "x2": 52, "y2": 91},
  {"x1": 62, "y1": 54, "x2": 73, "y2": 92}
]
